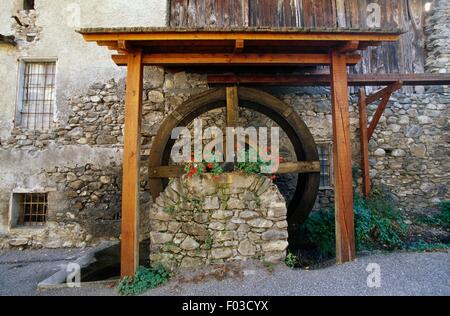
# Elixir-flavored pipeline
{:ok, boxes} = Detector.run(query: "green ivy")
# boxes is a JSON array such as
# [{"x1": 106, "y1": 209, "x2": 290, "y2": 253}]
[
  {"x1": 191, "y1": 198, "x2": 203, "y2": 213},
  {"x1": 204, "y1": 235, "x2": 214, "y2": 250},
  {"x1": 117, "y1": 264, "x2": 170, "y2": 296},
  {"x1": 163, "y1": 205, "x2": 176, "y2": 215}
]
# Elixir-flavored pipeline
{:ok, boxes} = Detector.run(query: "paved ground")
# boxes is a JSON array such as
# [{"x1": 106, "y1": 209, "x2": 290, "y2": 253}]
[{"x1": 1, "y1": 248, "x2": 449, "y2": 296}]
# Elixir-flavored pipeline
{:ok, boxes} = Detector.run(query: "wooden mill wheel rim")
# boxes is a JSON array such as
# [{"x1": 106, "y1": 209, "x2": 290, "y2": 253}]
[{"x1": 148, "y1": 87, "x2": 320, "y2": 244}]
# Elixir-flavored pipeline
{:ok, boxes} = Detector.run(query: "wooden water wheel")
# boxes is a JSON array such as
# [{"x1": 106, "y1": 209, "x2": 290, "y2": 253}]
[{"x1": 148, "y1": 87, "x2": 320, "y2": 244}]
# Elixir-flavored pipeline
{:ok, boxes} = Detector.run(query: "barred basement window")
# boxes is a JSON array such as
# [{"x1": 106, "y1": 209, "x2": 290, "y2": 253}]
[
  {"x1": 16, "y1": 61, "x2": 56, "y2": 130},
  {"x1": 14, "y1": 193, "x2": 48, "y2": 227},
  {"x1": 317, "y1": 142, "x2": 333, "y2": 189}
]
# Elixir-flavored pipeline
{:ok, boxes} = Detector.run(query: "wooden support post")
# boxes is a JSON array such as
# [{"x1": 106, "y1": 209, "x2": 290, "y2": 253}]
[
  {"x1": 226, "y1": 86, "x2": 239, "y2": 127},
  {"x1": 358, "y1": 89, "x2": 371, "y2": 197},
  {"x1": 330, "y1": 51, "x2": 356, "y2": 264},
  {"x1": 121, "y1": 49, "x2": 143, "y2": 277},
  {"x1": 226, "y1": 86, "x2": 239, "y2": 163}
]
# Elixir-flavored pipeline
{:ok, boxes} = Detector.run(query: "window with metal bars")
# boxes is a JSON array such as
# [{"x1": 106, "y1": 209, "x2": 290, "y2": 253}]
[
  {"x1": 317, "y1": 142, "x2": 333, "y2": 189},
  {"x1": 15, "y1": 193, "x2": 48, "y2": 227},
  {"x1": 16, "y1": 61, "x2": 56, "y2": 130}
]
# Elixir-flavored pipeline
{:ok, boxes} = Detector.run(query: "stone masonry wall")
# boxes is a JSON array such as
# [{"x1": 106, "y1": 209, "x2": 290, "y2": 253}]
[
  {"x1": 281, "y1": 90, "x2": 450, "y2": 212},
  {"x1": 425, "y1": 0, "x2": 450, "y2": 75},
  {"x1": 2, "y1": 66, "x2": 448, "y2": 249},
  {"x1": 149, "y1": 173, "x2": 289, "y2": 270}
]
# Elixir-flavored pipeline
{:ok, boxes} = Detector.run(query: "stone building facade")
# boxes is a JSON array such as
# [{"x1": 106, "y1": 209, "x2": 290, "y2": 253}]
[{"x1": 0, "y1": 0, "x2": 448, "y2": 249}]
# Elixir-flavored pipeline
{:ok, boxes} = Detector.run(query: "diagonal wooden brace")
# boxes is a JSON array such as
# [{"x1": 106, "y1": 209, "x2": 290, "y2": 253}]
[
  {"x1": 358, "y1": 81, "x2": 403, "y2": 197},
  {"x1": 367, "y1": 81, "x2": 403, "y2": 139}
]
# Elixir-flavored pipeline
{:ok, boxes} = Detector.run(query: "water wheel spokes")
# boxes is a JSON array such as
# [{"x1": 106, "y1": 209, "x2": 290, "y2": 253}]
[{"x1": 148, "y1": 87, "x2": 320, "y2": 244}]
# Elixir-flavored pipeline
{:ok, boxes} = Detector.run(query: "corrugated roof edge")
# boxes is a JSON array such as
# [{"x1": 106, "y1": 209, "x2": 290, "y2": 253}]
[{"x1": 77, "y1": 26, "x2": 405, "y2": 35}]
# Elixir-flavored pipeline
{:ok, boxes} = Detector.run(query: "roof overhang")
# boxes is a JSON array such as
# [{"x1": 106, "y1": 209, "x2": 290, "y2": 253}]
[{"x1": 78, "y1": 27, "x2": 402, "y2": 67}]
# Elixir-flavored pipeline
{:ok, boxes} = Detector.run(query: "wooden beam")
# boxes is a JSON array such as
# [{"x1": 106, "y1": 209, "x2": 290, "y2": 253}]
[
  {"x1": 226, "y1": 86, "x2": 239, "y2": 127},
  {"x1": 358, "y1": 89, "x2": 371, "y2": 198},
  {"x1": 117, "y1": 40, "x2": 133, "y2": 52},
  {"x1": 112, "y1": 53, "x2": 362, "y2": 66},
  {"x1": 226, "y1": 86, "x2": 239, "y2": 162},
  {"x1": 149, "y1": 165, "x2": 184, "y2": 178},
  {"x1": 336, "y1": 41, "x2": 360, "y2": 53},
  {"x1": 274, "y1": 161, "x2": 320, "y2": 174},
  {"x1": 121, "y1": 50, "x2": 143, "y2": 278},
  {"x1": 207, "y1": 73, "x2": 450, "y2": 86},
  {"x1": 148, "y1": 161, "x2": 320, "y2": 178},
  {"x1": 366, "y1": 81, "x2": 403, "y2": 104},
  {"x1": 82, "y1": 31, "x2": 401, "y2": 43},
  {"x1": 367, "y1": 81, "x2": 403, "y2": 139},
  {"x1": 330, "y1": 50, "x2": 356, "y2": 265},
  {"x1": 234, "y1": 39, "x2": 245, "y2": 53}
]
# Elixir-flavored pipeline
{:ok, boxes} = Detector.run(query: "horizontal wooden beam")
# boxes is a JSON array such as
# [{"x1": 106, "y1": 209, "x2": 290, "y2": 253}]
[
  {"x1": 82, "y1": 32, "x2": 400, "y2": 43},
  {"x1": 149, "y1": 166, "x2": 184, "y2": 178},
  {"x1": 274, "y1": 161, "x2": 320, "y2": 174},
  {"x1": 112, "y1": 53, "x2": 361, "y2": 66},
  {"x1": 335, "y1": 41, "x2": 359, "y2": 53},
  {"x1": 149, "y1": 161, "x2": 320, "y2": 178},
  {"x1": 207, "y1": 73, "x2": 450, "y2": 86}
]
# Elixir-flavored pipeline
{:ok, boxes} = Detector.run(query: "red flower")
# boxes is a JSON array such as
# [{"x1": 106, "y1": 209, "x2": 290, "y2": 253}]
[
  {"x1": 207, "y1": 163, "x2": 214, "y2": 169},
  {"x1": 187, "y1": 167, "x2": 198, "y2": 178}
]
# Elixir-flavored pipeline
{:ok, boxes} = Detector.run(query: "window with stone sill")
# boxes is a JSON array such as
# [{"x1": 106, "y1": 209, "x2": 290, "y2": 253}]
[
  {"x1": 317, "y1": 142, "x2": 333, "y2": 189},
  {"x1": 16, "y1": 60, "x2": 56, "y2": 131},
  {"x1": 11, "y1": 193, "x2": 48, "y2": 227}
]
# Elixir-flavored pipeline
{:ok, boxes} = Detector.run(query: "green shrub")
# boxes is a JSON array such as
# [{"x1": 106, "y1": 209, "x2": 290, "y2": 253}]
[
  {"x1": 407, "y1": 240, "x2": 450, "y2": 252},
  {"x1": 300, "y1": 187, "x2": 407, "y2": 257},
  {"x1": 354, "y1": 188, "x2": 407, "y2": 251},
  {"x1": 437, "y1": 201, "x2": 450, "y2": 229},
  {"x1": 301, "y1": 209, "x2": 336, "y2": 257},
  {"x1": 285, "y1": 251, "x2": 299, "y2": 268},
  {"x1": 117, "y1": 264, "x2": 170, "y2": 296},
  {"x1": 415, "y1": 201, "x2": 450, "y2": 229}
]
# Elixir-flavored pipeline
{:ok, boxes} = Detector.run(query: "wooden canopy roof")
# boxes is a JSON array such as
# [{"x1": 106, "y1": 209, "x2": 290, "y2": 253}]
[
  {"x1": 78, "y1": 27, "x2": 402, "y2": 66},
  {"x1": 78, "y1": 26, "x2": 405, "y2": 277}
]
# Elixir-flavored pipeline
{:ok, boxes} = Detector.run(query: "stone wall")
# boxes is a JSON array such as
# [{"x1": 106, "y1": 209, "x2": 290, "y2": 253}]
[
  {"x1": 2, "y1": 65, "x2": 448, "y2": 248},
  {"x1": 281, "y1": 90, "x2": 450, "y2": 212},
  {"x1": 148, "y1": 173, "x2": 289, "y2": 270},
  {"x1": 425, "y1": 0, "x2": 450, "y2": 75}
]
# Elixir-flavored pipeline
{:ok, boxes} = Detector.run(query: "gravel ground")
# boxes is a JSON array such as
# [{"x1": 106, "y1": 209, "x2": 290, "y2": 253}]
[{"x1": 1, "y1": 249, "x2": 449, "y2": 296}]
